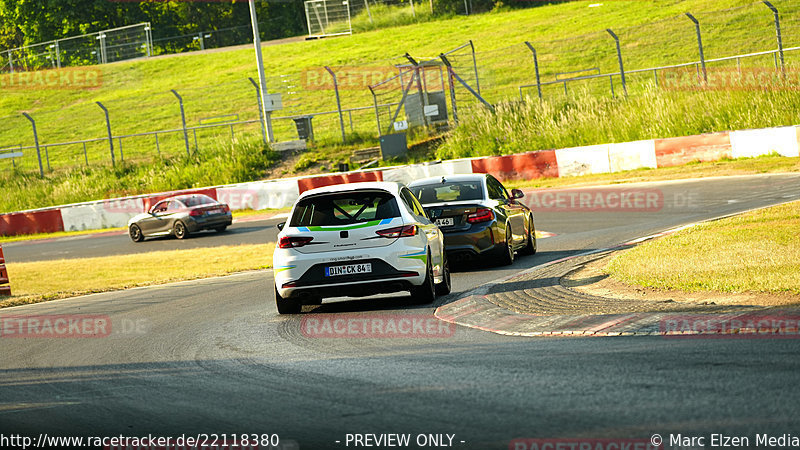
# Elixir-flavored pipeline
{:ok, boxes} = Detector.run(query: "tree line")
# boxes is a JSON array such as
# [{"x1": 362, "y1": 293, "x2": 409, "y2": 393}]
[{"x1": 0, "y1": 0, "x2": 307, "y2": 51}]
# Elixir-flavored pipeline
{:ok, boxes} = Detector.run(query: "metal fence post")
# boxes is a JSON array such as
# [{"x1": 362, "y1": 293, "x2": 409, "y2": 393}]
[
  {"x1": 368, "y1": 86, "x2": 383, "y2": 137},
  {"x1": 54, "y1": 41, "x2": 61, "y2": 68},
  {"x1": 97, "y1": 32, "x2": 107, "y2": 64},
  {"x1": 685, "y1": 13, "x2": 707, "y2": 83},
  {"x1": 609, "y1": 75, "x2": 615, "y2": 98},
  {"x1": 363, "y1": 0, "x2": 373, "y2": 23},
  {"x1": 248, "y1": 77, "x2": 268, "y2": 145},
  {"x1": 762, "y1": 0, "x2": 785, "y2": 77},
  {"x1": 83, "y1": 142, "x2": 88, "y2": 166},
  {"x1": 21, "y1": 112, "x2": 44, "y2": 177},
  {"x1": 96, "y1": 101, "x2": 116, "y2": 167},
  {"x1": 325, "y1": 66, "x2": 347, "y2": 144},
  {"x1": 445, "y1": 64, "x2": 459, "y2": 125},
  {"x1": 144, "y1": 24, "x2": 153, "y2": 57},
  {"x1": 469, "y1": 40, "x2": 480, "y2": 96},
  {"x1": 171, "y1": 89, "x2": 191, "y2": 157},
  {"x1": 404, "y1": 53, "x2": 429, "y2": 127},
  {"x1": 523, "y1": 42, "x2": 542, "y2": 100},
  {"x1": 7, "y1": 50, "x2": 13, "y2": 73},
  {"x1": 606, "y1": 28, "x2": 627, "y2": 96}
]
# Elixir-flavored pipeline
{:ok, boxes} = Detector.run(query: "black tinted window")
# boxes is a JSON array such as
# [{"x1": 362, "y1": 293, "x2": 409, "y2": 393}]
[
  {"x1": 486, "y1": 177, "x2": 507, "y2": 201},
  {"x1": 410, "y1": 181, "x2": 484, "y2": 204},
  {"x1": 290, "y1": 191, "x2": 401, "y2": 227},
  {"x1": 181, "y1": 195, "x2": 216, "y2": 207},
  {"x1": 400, "y1": 188, "x2": 427, "y2": 219}
]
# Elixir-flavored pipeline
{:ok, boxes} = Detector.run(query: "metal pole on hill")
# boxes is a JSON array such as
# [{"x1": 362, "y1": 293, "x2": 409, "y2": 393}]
[
  {"x1": 606, "y1": 29, "x2": 627, "y2": 96},
  {"x1": 762, "y1": 0, "x2": 786, "y2": 78},
  {"x1": 249, "y1": 0, "x2": 275, "y2": 143},
  {"x1": 21, "y1": 112, "x2": 44, "y2": 177},
  {"x1": 171, "y1": 90, "x2": 191, "y2": 157},
  {"x1": 685, "y1": 13, "x2": 707, "y2": 84},
  {"x1": 96, "y1": 102, "x2": 116, "y2": 167}
]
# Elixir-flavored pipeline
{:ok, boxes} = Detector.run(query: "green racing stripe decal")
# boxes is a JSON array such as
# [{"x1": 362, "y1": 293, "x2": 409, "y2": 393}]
[{"x1": 298, "y1": 218, "x2": 394, "y2": 232}]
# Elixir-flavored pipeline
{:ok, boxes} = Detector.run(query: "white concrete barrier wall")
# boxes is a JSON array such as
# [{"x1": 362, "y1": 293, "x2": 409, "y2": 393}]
[
  {"x1": 730, "y1": 126, "x2": 800, "y2": 158},
  {"x1": 609, "y1": 140, "x2": 657, "y2": 172},
  {"x1": 60, "y1": 198, "x2": 145, "y2": 231},
  {"x1": 216, "y1": 178, "x2": 300, "y2": 211},
  {"x1": 554, "y1": 144, "x2": 611, "y2": 177}
]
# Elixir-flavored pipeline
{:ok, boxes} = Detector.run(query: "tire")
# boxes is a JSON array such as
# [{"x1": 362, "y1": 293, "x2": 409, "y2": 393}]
[
  {"x1": 215, "y1": 226, "x2": 228, "y2": 233},
  {"x1": 520, "y1": 215, "x2": 537, "y2": 256},
  {"x1": 411, "y1": 252, "x2": 436, "y2": 304},
  {"x1": 173, "y1": 220, "x2": 189, "y2": 239},
  {"x1": 129, "y1": 224, "x2": 144, "y2": 242},
  {"x1": 435, "y1": 252, "x2": 451, "y2": 296},
  {"x1": 498, "y1": 224, "x2": 515, "y2": 266},
  {"x1": 275, "y1": 286, "x2": 301, "y2": 314}
]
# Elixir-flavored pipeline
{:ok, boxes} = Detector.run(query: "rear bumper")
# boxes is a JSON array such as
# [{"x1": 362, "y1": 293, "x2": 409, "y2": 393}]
[
  {"x1": 284, "y1": 278, "x2": 417, "y2": 301},
  {"x1": 274, "y1": 242, "x2": 428, "y2": 300},
  {"x1": 185, "y1": 213, "x2": 232, "y2": 232},
  {"x1": 441, "y1": 223, "x2": 499, "y2": 261}
]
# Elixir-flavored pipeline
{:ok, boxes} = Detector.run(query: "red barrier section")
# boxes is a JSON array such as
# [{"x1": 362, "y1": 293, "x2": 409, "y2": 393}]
[
  {"x1": 141, "y1": 188, "x2": 218, "y2": 212},
  {"x1": 0, "y1": 210, "x2": 64, "y2": 237},
  {"x1": 654, "y1": 131, "x2": 732, "y2": 168},
  {"x1": 470, "y1": 150, "x2": 559, "y2": 181},
  {"x1": 297, "y1": 171, "x2": 384, "y2": 194}
]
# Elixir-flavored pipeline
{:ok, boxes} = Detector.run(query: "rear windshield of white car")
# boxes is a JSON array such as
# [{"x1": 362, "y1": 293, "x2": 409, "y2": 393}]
[
  {"x1": 180, "y1": 195, "x2": 216, "y2": 207},
  {"x1": 289, "y1": 190, "x2": 401, "y2": 227},
  {"x1": 409, "y1": 181, "x2": 483, "y2": 204}
]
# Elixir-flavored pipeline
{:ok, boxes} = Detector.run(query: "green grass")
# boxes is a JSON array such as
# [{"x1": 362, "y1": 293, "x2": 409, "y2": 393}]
[
  {"x1": 437, "y1": 86, "x2": 800, "y2": 159},
  {"x1": 607, "y1": 201, "x2": 800, "y2": 295},
  {"x1": 0, "y1": 243, "x2": 276, "y2": 308},
  {"x1": 350, "y1": 3, "x2": 438, "y2": 33},
  {"x1": 2, "y1": 0, "x2": 800, "y2": 211}
]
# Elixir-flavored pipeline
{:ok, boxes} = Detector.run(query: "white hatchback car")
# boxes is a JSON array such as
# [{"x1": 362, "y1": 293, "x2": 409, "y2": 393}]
[{"x1": 273, "y1": 182, "x2": 450, "y2": 314}]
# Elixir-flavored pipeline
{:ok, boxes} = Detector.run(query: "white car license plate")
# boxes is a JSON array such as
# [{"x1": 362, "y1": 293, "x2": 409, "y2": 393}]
[
  {"x1": 325, "y1": 263, "x2": 372, "y2": 277},
  {"x1": 435, "y1": 217, "x2": 454, "y2": 227}
]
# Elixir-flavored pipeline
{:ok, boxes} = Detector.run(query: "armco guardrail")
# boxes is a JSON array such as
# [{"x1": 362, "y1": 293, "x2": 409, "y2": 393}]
[
  {"x1": 0, "y1": 244, "x2": 10, "y2": 296},
  {"x1": 1, "y1": 122, "x2": 799, "y2": 238}
]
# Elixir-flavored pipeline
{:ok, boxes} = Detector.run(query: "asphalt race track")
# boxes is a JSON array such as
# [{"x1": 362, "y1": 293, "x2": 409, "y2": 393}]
[{"x1": 2, "y1": 174, "x2": 800, "y2": 449}]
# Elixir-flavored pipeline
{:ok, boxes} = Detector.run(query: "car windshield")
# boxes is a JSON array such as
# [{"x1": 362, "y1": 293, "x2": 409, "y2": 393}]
[
  {"x1": 180, "y1": 195, "x2": 216, "y2": 207},
  {"x1": 409, "y1": 181, "x2": 484, "y2": 204},
  {"x1": 289, "y1": 190, "x2": 400, "y2": 227}
]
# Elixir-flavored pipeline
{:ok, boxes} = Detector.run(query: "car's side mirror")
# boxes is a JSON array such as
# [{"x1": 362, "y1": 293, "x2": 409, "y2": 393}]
[
  {"x1": 511, "y1": 189, "x2": 524, "y2": 199},
  {"x1": 277, "y1": 222, "x2": 285, "y2": 231}
]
